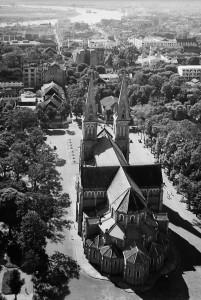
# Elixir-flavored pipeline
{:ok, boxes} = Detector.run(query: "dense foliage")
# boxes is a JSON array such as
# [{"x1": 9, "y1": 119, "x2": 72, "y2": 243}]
[{"x1": 0, "y1": 107, "x2": 79, "y2": 296}]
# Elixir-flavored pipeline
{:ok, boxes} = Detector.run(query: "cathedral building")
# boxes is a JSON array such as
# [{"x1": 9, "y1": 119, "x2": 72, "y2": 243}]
[{"x1": 76, "y1": 74, "x2": 169, "y2": 286}]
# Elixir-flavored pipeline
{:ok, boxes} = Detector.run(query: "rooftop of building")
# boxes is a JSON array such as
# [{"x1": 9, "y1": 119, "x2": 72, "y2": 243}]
[{"x1": 178, "y1": 65, "x2": 201, "y2": 69}]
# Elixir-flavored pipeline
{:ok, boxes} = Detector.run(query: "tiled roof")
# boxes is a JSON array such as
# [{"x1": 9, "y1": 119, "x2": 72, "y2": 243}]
[
  {"x1": 85, "y1": 235, "x2": 104, "y2": 248},
  {"x1": 108, "y1": 223, "x2": 125, "y2": 240},
  {"x1": 99, "y1": 217, "x2": 115, "y2": 233},
  {"x1": 123, "y1": 244, "x2": 149, "y2": 264},
  {"x1": 100, "y1": 96, "x2": 118, "y2": 108},
  {"x1": 86, "y1": 217, "x2": 99, "y2": 226},
  {"x1": 81, "y1": 166, "x2": 119, "y2": 189},
  {"x1": 117, "y1": 188, "x2": 146, "y2": 213},
  {"x1": 108, "y1": 167, "x2": 146, "y2": 209},
  {"x1": 123, "y1": 165, "x2": 163, "y2": 187},
  {"x1": 94, "y1": 134, "x2": 128, "y2": 167},
  {"x1": 100, "y1": 244, "x2": 123, "y2": 258}
]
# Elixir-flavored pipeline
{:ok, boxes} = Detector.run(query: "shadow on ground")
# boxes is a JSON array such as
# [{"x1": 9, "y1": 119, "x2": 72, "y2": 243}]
[
  {"x1": 135, "y1": 226, "x2": 201, "y2": 300},
  {"x1": 163, "y1": 204, "x2": 201, "y2": 239}
]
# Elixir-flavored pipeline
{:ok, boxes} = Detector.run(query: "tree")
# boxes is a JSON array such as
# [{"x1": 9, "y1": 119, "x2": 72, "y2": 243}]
[
  {"x1": 161, "y1": 82, "x2": 173, "y2": 102},
  {"x1": 6, "y1": 109, "x2": 38, "y2": 132},
  {"x1": 148, "y1": 74, "x2": 164, "y2": 90},
  {"x1": 77, "y1": 63, "x2": 88, "y2": 73},
  {"x1": 187, "y1": 56, "x2": 200, "y2": 65},
  {"x1": 72, "y1": 99, "x2": 83, "y2": 119},
  {"x1": 0, "y1": 188, "x2": 25, "y2": 237},
  {"x1": 95, "y1": 65, "x2": 106, "y2": 74},
  {"x1": 6, "y1": 269, "x2": 24, "y2": 300},
  {"x1": 17, "y1": 192, "x2": 71, "y2": 243},
  {"x1": 133, "y1": 72, "x2": 148, "y2": 85},
  {"x1": 32, "y1": 252, "x2": 80, "y2": 300}
]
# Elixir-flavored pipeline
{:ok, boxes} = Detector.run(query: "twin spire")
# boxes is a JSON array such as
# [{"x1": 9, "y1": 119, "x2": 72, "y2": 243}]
[
  {"x1": 85, "y1": 72, "x2": 129, "y2": 118},
  {"x1": 86, "y1": 72, "x2": 95, "y2": 104},
  {"x1": 117, "y1": 74, "x2": 130, "y2": 120}
]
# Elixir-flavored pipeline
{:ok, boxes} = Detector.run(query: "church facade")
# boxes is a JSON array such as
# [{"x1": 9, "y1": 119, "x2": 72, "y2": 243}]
[{"x1": 76, "y1": 74, "x2": 169, "y2": 286}]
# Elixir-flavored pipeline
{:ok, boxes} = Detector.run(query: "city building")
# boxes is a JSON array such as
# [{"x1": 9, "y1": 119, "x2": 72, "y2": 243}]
[
  {"x1": 88, "y1": 39, "x2": 120, "y2": 49},
  {"x1": 3, "y1": 40, "x2": 41, "y2": 49},
  {"x1": 100, "y1": 95, "x2": 118, "y2": 121},
  {"x1": 136, "y1": 49, "x2": 170, "y2": 68},
  {"x1": 17, "y1": 91, "x2": 37, "y2": 110},
  {"x1": 178, "y1": 65, "x2": 201, "y2": 80},
  {"x1": 0, "y1": 82, "x2": 23, "y2": 89},
  {"x1": 131, "y1": 37, "x2": 178, "y2": 50},
  {"x1": 43, "y1": 62, "x2": 66, "y2": 87},
  {"x1": 23, "y1": 63, "x2": 43, "y2": 90},
  {"x1": 76, "y1": 74, "x2": 169, "y2": 286},
  {"x1": 176, "y1": 37, "x2": 197, "y2": 47},
  {"x1": 0, "y1": 88, "x2": 20, "y2": 107},
  {"x1": 73, "y1": 48, "x2": 104, "y2": 67}
]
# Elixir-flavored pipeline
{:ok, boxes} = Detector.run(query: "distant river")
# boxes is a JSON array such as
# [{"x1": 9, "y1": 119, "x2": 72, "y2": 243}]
[{"x1": 0, "y1": 5, "x2": 123, "y2": 27}]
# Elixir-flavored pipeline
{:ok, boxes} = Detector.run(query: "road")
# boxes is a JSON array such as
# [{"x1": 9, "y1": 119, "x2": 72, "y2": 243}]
[
  {"x1": 46, "y1": 122, "x2": 138, "y2": 300},
  {"x1": 46, "y1": 121, "x2": 201, "y2": 300}
]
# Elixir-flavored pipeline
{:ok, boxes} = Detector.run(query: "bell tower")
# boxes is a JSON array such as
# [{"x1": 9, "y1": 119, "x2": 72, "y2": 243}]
[
  {"x1": 113, "y1": 75, "x2": 130, "y2": 162},
  {"x1": 82, "y1": 73, "x2": 98, "y2": 163}
]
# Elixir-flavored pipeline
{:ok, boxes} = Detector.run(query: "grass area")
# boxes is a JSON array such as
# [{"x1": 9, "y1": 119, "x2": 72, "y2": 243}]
[{"x1": 2, "y1": 271, "x2": 12, "y2": 295}]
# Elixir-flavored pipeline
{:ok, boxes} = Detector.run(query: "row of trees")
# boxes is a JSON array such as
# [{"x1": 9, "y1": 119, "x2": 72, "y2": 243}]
[
  {"x1": 132, "y1": 101, "x2": 201, "y2": 216},
  {"x1": 0, "y1": 107, "x2": 79, "y2": 299}
]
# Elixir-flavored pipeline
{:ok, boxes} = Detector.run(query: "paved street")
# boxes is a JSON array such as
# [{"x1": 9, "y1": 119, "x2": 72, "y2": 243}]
[
  {"x1": 46, "y1": 121, "x2": 139, "y2": 300},
  {"x1": 45, "y1": 120, "x2": 201, "y2": 300}
]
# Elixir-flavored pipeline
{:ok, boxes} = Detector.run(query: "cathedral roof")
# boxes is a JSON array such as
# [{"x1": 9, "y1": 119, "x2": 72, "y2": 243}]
[
  {"x1": 116, "y1": 188, "x2": 146, "y2": 213},
  {"x1": 81, "y1": 166, "x2": 119, "y2": 189},
  {"x1": 108, "y1": 223, "x2": 125, "y2": 240},
  {"x1": 123, "y1": 244, "x2": 149, "y2": 264},
  {"x1": 94, "y1": 129, "x2": 128, "y2": 166},
  {"x1": 98, "y1": 216, "x2": 115, "y2": 233},
  {"x1": 100, "y1": 244, "x2": 123, "y2": 258},
  {"x1": 108, "y1": 167, "x2": 146, "y2": 210},
  {"x1": 85, "y1": 234, "x2": 105, "y2": 249},
  {"x1": 123, "y1": 164, "x2": 163, "y2": 187}
]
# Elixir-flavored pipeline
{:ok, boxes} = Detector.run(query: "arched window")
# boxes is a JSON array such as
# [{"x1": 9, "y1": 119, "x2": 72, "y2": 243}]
[
  {"x1": 119, "y1": 214, "x2": 124, "y2": 222},
  {"x1": 136, "y1": 270, "x2": 140, "y2": 278},
  {"x1": 114, "y1": 260, "x2": 117, "y2": 268},
  {"x1": 130, "y1": 215, "x2": 135, "y2": 223},
  {"x1": 105, "y1": 260, "x2": 108, "y2": 267},
  {"x1": 93, "y1": 250, "x2": 96, "y2": 258},
  {"x1": 88, "y1": 191, "x2": 92, "y2": 198}
]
